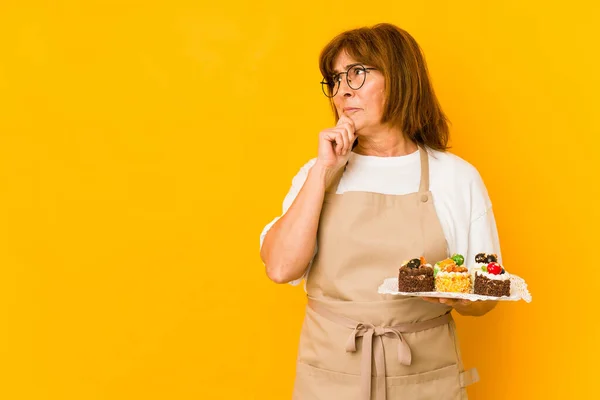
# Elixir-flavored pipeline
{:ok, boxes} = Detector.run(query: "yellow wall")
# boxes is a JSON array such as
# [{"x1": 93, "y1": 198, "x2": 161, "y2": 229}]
[{"x1": 1, "y1": 1, "x2": 598, "y2": 399}]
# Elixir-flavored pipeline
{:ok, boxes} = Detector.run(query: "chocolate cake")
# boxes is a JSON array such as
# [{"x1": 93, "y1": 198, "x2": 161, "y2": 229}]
[
  {"x1": 398, "y1": 257, "x2": 435, "y2": 292},
  {"x1": 473, "y1": 274, "x2": 511, "y2": 297},
  {"x1": 472, "y1": 253, "x2": 511, "y2": 297}
]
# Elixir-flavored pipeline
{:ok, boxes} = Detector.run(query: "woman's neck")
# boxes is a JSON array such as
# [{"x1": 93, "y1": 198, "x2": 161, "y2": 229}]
[{"x1": 353, "y1": 128, "x2": 418, "y2": 157}]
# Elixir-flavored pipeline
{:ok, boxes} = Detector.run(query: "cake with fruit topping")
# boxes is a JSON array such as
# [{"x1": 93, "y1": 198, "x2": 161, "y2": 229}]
[
  {"x1": 398, "y1": 257, "x2": 435, "y2": 292},
  {"x1": 472, "y1": 253, "x2": 511, "y2": 297},
  {"x1": 433, "y1": 254, "x2": 472, "y2": 293}
]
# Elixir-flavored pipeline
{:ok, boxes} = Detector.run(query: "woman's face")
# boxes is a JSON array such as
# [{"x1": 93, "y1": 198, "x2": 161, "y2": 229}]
[{"x1": 331, "y1": 51, "x2": 386, "y2": 133}]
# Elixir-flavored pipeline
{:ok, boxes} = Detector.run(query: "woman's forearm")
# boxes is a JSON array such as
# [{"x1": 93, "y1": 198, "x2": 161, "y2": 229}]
[{"x1": 261, "y1": 162, "x2": 338, "y2": 284}]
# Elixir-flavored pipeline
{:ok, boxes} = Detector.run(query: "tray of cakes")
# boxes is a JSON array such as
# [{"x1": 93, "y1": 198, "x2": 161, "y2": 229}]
[{"x1": 378, "y1": 253, "x2": 532, "y2": 302}]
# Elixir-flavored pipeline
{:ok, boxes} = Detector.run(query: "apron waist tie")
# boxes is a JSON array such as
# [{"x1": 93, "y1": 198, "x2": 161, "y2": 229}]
[{"x1": 307, "y1": 298, "x2": 453, "y2": 400}]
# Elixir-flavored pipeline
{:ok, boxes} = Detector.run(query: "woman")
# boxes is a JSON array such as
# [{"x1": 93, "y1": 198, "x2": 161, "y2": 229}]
[{"x1": 259, "y1": 23, "x2": 501, "y2": 400}]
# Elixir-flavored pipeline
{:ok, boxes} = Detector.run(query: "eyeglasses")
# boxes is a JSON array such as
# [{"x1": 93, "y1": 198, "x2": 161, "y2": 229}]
[{"x1": 320, "y1": 64, "x2": 377, "y2": 98}]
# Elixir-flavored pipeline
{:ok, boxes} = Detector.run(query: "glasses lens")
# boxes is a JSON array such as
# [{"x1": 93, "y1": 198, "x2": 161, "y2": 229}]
[
  {"x1": 321, "y1": 79, "x2": 337, "y2": 98},
  {"x1": 347, "y1": 66, "x2": 367, "y2": 90}
]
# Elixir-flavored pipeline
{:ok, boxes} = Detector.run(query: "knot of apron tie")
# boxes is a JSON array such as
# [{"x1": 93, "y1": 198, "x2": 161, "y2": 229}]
[
  {"x1": 346, "y1": 323, "x2": 413, "y2": 363},
  {"x1": 345, "y1": 323, "x2": 412, "y2": 400},
  {"x1": 308, "y1": 298, "x2": 453, "y2": 400}
]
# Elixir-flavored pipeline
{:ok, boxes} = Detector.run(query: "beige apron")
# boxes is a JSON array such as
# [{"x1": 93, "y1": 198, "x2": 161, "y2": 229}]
[{"x1": 293, "y1": 146, "x2": 479, "y2": 400}]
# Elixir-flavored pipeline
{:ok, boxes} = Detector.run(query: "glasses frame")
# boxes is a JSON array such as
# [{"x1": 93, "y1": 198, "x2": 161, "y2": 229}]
[{"x1": 320, "y1": 64, "x2": 377, "y2": 98}]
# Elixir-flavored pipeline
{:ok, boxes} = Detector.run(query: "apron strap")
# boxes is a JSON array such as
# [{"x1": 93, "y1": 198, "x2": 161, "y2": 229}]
[
  {"x1": 459, "y1": 368, "x2": 480, "y2": 387},
  {"x1": 418, "y1": 145, "x2": 430, "y2": 193},
  {"x1": 308, "y1": 298, "x2": 453, "y2": 400}
]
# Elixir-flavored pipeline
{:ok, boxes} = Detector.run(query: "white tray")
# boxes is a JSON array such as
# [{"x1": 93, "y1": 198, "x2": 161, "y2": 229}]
[{"x1": 377, "y1": 274, "x2": 532, "y2": 303}]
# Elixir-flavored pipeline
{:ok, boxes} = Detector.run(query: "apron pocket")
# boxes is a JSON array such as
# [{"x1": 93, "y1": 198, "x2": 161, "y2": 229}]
[
  {"x1": 294, "y1": 362, "x2": 473, "y2": 400},
  {"x1": 387, "y1": 363, "x2": 465, "y2": 400},
  {"x1": 293, "y1": 362, "x2": 361, "y2": 400}
]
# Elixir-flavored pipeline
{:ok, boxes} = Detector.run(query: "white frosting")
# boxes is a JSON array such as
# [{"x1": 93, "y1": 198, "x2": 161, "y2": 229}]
[
  {"x1": 473, "y1": 264, "x2": 511, "y2": 281},
  {"x1": 472, "y1": 262, "x2": 488, "y2": 274},
  {"x1": 436, "y1": 271, "x2": 470, "y2": 278}
]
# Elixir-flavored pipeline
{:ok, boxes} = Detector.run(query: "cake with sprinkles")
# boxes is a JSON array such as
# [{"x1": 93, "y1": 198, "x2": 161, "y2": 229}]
[{"x1": 433, "y1": 254, "x2": 472, "y2": 293}]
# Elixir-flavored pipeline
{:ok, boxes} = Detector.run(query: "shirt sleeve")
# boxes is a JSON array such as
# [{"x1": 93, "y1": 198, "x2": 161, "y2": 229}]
[
  {"x1": 465, "y1": 168, "x2": 503, "y2": 266},
  {"x1": 468, "y1": 207, "x2": 503, "y2": 265},
  {"x1": 259, "y1": 158, "x2": 318, "y2": 286}
]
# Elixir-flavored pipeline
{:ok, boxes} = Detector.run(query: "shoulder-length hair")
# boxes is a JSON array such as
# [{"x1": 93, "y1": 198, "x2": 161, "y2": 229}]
[{"x1": 319, "y1": 23, "x2": 450, "y2": 151}]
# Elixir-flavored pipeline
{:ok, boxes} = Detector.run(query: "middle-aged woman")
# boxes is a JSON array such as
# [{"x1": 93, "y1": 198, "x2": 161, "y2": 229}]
[{"x1": 260, "y1": 23, "x2": 501, "y2": 399}]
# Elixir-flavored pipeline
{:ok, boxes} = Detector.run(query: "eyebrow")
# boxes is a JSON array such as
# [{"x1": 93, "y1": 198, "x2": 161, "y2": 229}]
[{"x1": 332, "y1": 62, "x2": 363, "y2": 74}]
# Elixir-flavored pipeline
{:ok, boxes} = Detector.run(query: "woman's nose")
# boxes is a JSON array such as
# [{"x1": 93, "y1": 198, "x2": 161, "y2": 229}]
[{"x1": 338, "y1": 78, "x2": 354, "y2": 97}]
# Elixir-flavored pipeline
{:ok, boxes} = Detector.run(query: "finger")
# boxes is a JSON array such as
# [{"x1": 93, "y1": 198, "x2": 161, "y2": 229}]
[
  {"x1": 330, "y1": 129, "x2": 349, "y2": 155},
  {"x1": 337, "y1": 114, "x2": 355, "y2": 132},
  {"x1": 333, "y1": 132, "x2": 343, "y2": 155},
  {"x1": 336, "y1": 123, "x2": 354, "y2": 155},
  {"x1": 339, "y1": 127, "x2": 350, "y2": 154},
  {"x1": 421, "y1": 297, "x2": 440, "y2": 304},
  {"x1": 344, "y1": 124, "x2": 356, "y2": 151},
  {"x1": 337, "y1": 113, "x2": 349, "y2": 126},
  {"x1": 343, "y1": 114, "x2": 356, "y2": 130},
  {"x1": 339, "y1": 111, "x2": 354, "y2": 123},
  {"x1": 337, "y1": 115, "x2": 355, "y2": 131},
  {"x1": 324, "y1": 131, "x2": 343, "y2": 155},
  {"x1": 439, "y1": 298, "x2": 457, "y2": 306}
]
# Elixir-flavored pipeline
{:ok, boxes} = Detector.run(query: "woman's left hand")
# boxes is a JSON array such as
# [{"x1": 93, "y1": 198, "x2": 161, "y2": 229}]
[{"x1": 421, "y1": 297, "x2": 498, "y2": 317}]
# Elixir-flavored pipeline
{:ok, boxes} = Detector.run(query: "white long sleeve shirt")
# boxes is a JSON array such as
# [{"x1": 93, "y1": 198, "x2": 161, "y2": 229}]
[{"x1": 260, "y1": 148, "x2": 502, "y2": 288}]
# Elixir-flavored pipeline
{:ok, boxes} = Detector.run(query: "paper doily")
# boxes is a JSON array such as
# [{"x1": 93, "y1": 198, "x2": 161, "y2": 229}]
[{"x1": 377, "y1": 274, "x2": 532, "y2": 303}]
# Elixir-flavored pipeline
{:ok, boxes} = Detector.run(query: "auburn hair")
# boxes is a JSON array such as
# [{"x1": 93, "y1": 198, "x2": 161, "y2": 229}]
[{"x1": 319, "y1": 23, "x2": 450, "y2": 151}]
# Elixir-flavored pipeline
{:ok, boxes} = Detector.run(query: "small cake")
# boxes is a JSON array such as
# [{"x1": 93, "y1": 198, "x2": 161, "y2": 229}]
[
  {"x1": 398, "y1": 257, "x2": 435, "y2": 292},
  {"x1": 434, "y1": 254, "x2": 471, "y2": 293},
  {"x1": 472, "y1": 253, "x2": 511, "y2": 297}
]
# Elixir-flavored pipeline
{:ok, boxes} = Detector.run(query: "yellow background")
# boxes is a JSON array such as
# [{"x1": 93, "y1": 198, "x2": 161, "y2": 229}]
[{"x1": 1, "y1": 1, "x2": 598, "y2": 399}]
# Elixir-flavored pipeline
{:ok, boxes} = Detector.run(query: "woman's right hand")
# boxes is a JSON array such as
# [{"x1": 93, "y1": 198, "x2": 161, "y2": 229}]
[{"x1": 316, "y1": 114, "x2": 356, "y2": 170}]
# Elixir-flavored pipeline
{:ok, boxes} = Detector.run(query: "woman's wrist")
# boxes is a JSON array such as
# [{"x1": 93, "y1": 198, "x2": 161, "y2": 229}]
[{"x1": 311, "y1": 160, "x2": 340, "y2": 189}]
